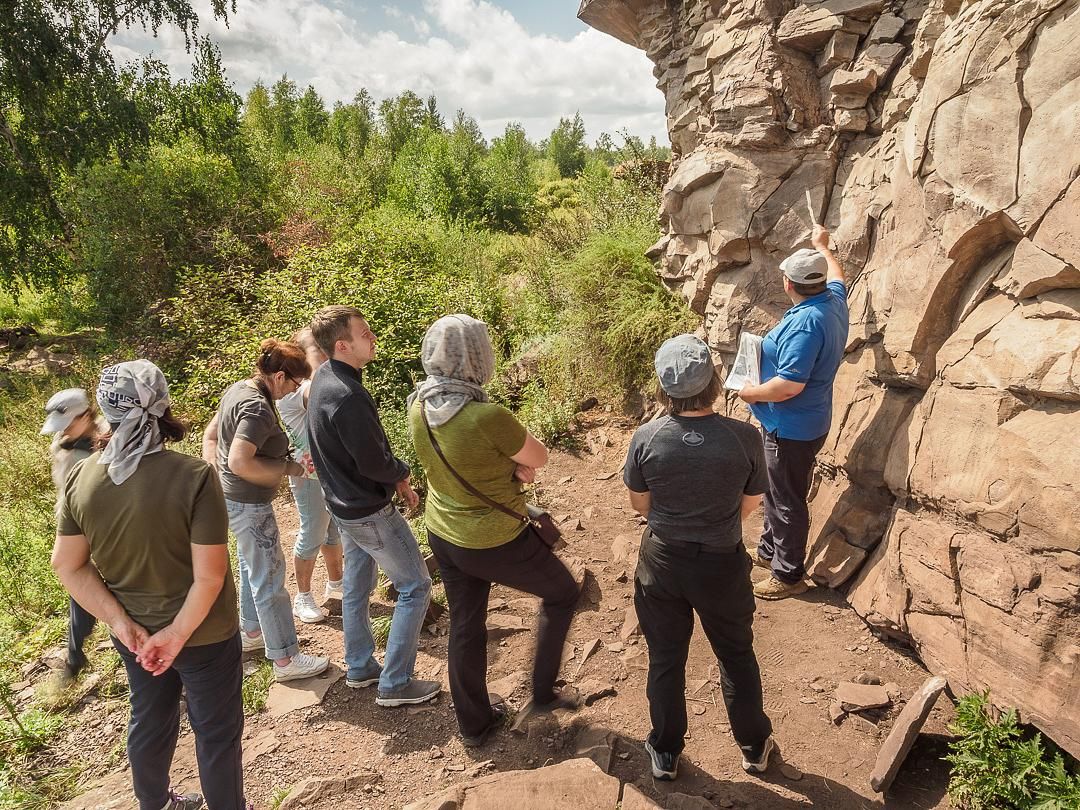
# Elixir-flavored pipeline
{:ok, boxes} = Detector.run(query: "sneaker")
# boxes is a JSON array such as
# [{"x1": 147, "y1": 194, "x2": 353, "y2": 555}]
[
  {"x1": 644, "y1": 738, "x2": 679, "y2": 781},
  {"x1": 462, "y1": 703, "x2": 507, "y2": 748},
  {"x1": 741, "y1": 736, "x2": 776, "y2": 773},
  {"x1": 324, "y1": 579, "x2": 344, "y2": 601},
  {"x1": 163, "y1": 791, "x2": 204, "y2": 810},
  {"x1": 293, "y1": 592, "x2": 328, "y2": 624},
  {"x1": 240, "y1": 632, "x2": 264, "y2": 653},
  {"x1": 273, "y1": 653, "x2": 330, "y2": 683},
  {"x1": 375, "y1": 678, "x2": 441, "y2": 707},
  {"x1": 345, "y1": 664, "x2": 383, "y2": 689},
  {"x1": 753, "y1": 576, "x2": 810, "y2": 600}
]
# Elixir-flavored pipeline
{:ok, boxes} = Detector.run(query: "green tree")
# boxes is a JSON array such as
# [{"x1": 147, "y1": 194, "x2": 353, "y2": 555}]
[
  {"x1": 484, "y1": 123, "x2": 537, "y2": 232},
  {"x1": 269, "y1": 75, "x2": 299, "y2": 153},
  {"x1": 328, "y1": 89, "x2": 374, "y2": 159},
  {"x1": 295, "y1": 85, "x2": 329, "y2": 146},
  {"x1": 379, "y1": 90, "x2": 426, "y2": 158},
  {"x1": 423, "y1": 94, "x2": 445, "y2": 132},
  {"x1": 544, "y1": 112, "x2": 588, "y2": 178},
  {"x1": 0, "y1": 0, "x2": 232, "y2": 288}
]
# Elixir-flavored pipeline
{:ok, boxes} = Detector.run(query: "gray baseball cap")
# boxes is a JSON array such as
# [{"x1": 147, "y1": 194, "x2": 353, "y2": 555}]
[
  {"x1": 780, "y1": 248, "x2": 828, "y2": 284},
  {"x1": 655, "y1": 335, "x2": 715, "y2": 397},
  {"x1": 41, "y1": 388, "x2": 90, "y2": 435}
]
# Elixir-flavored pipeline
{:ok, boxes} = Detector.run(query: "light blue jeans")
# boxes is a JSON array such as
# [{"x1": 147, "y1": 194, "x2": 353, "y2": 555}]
[
  {"x1": 227, "y1": 499, "x2": 300, "y2": 661},
  {"x1": 334, "y1": 503, "x2": 431, "y2": 692},
  {"x1": 289, "y1": 476, "x2": 341, "y2": 561}
]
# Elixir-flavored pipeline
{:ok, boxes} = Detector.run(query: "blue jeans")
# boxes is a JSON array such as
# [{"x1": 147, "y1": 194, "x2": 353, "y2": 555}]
[
  {"x1": 289, "y1": 476, "x2": 341, "y2": 561},
  {"x1": 334, "y1": 503, "x2": 431, "y2": 692},
  {"x1": 227, "y1": 499, "x2": 300, "y2": 660}
]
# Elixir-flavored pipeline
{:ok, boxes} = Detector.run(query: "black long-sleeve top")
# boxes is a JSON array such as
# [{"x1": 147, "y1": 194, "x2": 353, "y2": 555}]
[{"x1": 307, "y1": 359, "x2": 410, "y2": 519}]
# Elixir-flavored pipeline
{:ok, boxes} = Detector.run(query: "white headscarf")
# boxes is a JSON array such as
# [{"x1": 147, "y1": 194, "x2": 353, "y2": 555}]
[
  {"x1": 410, "y1": 315, "x2": 496, "y2": 427},
  {"x1": 95, "y1": 360, "x2": 171, "y2": 484}
]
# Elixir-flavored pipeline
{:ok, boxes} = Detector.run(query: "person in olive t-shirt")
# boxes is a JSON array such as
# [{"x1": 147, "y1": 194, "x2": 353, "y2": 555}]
[
  {"x1": 408, "y1": 315, "x2": 580, "y2": 748},
  {"x1": 51, "y1": 360, "x2": 245, "y2": 810}
]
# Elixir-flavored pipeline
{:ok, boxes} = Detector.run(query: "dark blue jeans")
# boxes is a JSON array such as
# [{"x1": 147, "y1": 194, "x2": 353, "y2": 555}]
[
  {"x1": 67, "y1": 597, "x2": 96, "y2": 674},
  {"x1": 114, "y1": 633, "x2": 245, "y2": 810}
]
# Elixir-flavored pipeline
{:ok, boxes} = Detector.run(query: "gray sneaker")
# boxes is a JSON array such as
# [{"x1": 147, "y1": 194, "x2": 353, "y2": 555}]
[
  {"x1": 375, "y1": 678, "x2": 441, "y2": 707},
  {"x1": 165, "y1": 791, "x2": 204, "y2": 810}
]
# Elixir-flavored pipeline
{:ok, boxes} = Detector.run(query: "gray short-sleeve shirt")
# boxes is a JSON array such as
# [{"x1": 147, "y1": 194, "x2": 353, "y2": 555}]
[
  {"x1": 215, "y1": 380, "x2": 290, "y2": 503},
  {"x1": 623, "y1": 413, "x2": 768, "y2": 548}
]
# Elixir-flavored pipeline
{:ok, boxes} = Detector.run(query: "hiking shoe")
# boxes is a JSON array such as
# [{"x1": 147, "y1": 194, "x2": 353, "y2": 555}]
[
  {"x1": 741, "y1": 736, "x2": 776, "y2": 773},
  {"x1": 461, "y1": 703, "x2": 508, "y2": 748},
  {"x1": 163, "y1": 790, "x2": 204, "y2": 810},
  {"x1": 345, "y1": 664, "x2": 383, "y2": 689},
  {"x1": 753, "y1": 576, "x2": 810, "y2": 600},
  {"x1": 293, "y1": 592, "x2": 328, "y2": 624},
  {"x1": 324, "y1": 579, "x2": 344, "y2": 601},
  {"x1": 751, "y1": 553, "x2": 772, "y2": 570},
  {"x1": 273, "y1": 653, "x2": 330, "y2": 683},
  {"x1": 240, "y1": 632, "x2": 264, "y2": 653},
  {"x1": 645, "y1": 738, "x2": 679, "y2": 781},
  {"x1": 375, "y1": 678, "x2": 441, "y2": 707}
]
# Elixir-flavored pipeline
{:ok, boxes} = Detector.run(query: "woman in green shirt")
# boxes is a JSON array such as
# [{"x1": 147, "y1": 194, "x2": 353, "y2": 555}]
[{"x1": 409, "y1": 315, "x2": 580, "y2": 748}]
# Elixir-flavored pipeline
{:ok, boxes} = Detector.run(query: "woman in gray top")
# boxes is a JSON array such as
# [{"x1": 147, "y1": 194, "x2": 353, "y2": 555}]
[{"x1": 202, "y1": 339, "x2": 329, "y2": 683}]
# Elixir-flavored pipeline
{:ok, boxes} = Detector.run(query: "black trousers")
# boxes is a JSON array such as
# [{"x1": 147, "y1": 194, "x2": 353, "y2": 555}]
[
  {"x1": 757, "y1": 428, "x2": 827, "y2": 584},
  {"x1": 114, "y1": 633, "x2": 245, "y2": 810},
  {"x1": 428, "y1": 527, "x2": 580, "y2": 738},
  {"x1": 67, "y1": 597, "x2": 97, "y2": 673},
  {"x1": 634, "y1": 529, "x2": 772, "y2": 756}
]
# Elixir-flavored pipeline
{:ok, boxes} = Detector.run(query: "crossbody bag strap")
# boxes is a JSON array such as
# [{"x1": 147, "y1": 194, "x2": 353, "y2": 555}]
[{"x1": 421, "y1": 405, "x2": 531, "y2": 526}]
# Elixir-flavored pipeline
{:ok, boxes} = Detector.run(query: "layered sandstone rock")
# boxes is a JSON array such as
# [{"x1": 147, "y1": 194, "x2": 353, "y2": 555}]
[{"x1": 580, "y1": 0, "x2": 1080, "y2": 756}]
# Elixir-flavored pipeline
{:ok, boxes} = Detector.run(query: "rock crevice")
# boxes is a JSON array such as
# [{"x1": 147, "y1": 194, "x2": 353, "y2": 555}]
[{"x1": 579, "y1": 0, "x2": 1080, "y2": 757}]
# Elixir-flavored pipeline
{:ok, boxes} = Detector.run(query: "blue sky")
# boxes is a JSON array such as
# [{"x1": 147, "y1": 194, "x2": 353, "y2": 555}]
[{"x1": 109, "y1": 0, "x2": 666, "y2": 144}]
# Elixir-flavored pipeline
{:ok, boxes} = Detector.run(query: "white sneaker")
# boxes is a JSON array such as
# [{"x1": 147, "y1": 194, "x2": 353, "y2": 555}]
[
  {"x1": 293, "y1": 592, "x2": 328, "y2": 624},
  {"x1": 273, "y1": 653, "x2": 330, "y2": 683},
  {"x1": 324, "y1": 579, "x2": 344, "y2": 601},
  {"x1": 240, "y1": 632, "x2": 264, "y2": 653}
]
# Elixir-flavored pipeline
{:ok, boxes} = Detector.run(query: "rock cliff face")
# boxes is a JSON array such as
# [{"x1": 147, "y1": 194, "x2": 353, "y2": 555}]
[{"x1": 579, "y1": 0, "x2": 1080, "y2": 756}]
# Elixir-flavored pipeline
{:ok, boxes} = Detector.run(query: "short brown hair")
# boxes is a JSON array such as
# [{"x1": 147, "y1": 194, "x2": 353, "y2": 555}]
[
  {"x1": 656, "y1": 370, "x2": 722, "y2": 415},
  {"x1": 310, "y1": 305, "x2": 365, "y2": 358},
  {"x1": 255, "y1": 338, "x2": 310, "y2": 380}
]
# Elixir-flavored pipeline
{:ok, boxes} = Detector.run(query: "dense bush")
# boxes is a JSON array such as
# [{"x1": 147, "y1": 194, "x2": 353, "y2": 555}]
[{"x1": 947, "y1": 691, "x2": 1080, "y2": 809}]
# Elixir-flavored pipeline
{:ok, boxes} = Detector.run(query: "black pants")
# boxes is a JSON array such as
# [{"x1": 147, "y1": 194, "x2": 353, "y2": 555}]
[
  {"x1": 67, "y1": 597, "x2": 97, "y2": 673},
  {"x1": 757, "y1": 428, "x2": 827, "y2": 584},
  {"x1": 634, "y1": 529, "x2": 771, "y2": 756},
  {"x1": 115, "y1": 633, "x2": 245, "y2": 810},
  {"x1": 428, "y1": 527, "x2": 580, "y2": 738}
]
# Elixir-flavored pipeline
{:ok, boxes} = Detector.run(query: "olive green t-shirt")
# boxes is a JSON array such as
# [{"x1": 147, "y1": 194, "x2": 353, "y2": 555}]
[
  {"x1": 408, "y1": 400, "x2": 528, "y2": 549},
  {"x1": 58, "y1": 450, "x2": 239, "y2": 647}
]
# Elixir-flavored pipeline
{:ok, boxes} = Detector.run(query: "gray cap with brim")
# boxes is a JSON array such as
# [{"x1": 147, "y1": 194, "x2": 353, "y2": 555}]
[
  {"x1": 41, "y1": 388, "x2": 90, "y2": 434},
  {"x1": 780, "y1": 248, "x2": 829, "y2": 284},
  {"x1": 655, "y1": 334, "x2": 715, "y2": 397}
]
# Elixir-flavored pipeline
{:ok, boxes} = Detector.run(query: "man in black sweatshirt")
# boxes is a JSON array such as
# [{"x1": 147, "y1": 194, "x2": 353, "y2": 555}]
[{"x1": 307, "y1": 305, "x2": 441, "y2": 707}]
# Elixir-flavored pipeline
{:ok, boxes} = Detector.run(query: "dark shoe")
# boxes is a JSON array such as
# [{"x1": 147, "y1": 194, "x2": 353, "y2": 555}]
[
  {"x1": 462, "y1": 703, "x2": 508, "y2": 748},
  {"x1": 164, "y1": 790, "x2": 205, "y2": 810},
  {"x1": 345, "y1": 664, "x2": 383, "y2": 689},
  {"x1": 741, "y1": 736, "x2": 776, "y2": 773},
  {"x1": 375, "y1": 678, "x2": 441, "y2": 707},
  {"x1": 645, "y1": 737, "x2": 679, "y2": 781}
]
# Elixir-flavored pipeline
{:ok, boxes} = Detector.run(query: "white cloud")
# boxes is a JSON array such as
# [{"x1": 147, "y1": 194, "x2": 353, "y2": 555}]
[{"x1": 109, "y1": 0, "x2": 668, "y2": 144}]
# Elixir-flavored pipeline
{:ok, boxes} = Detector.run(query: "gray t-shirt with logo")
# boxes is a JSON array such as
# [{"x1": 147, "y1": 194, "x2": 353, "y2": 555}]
[{"x1": 623, "y1": 413, "x2": 768, "y2": 548}]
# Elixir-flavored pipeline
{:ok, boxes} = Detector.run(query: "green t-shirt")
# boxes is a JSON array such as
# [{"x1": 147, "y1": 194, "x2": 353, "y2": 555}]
[
  {"x1": 58, "y1": 449, "x2": 239, "y2": 647},
  {"x1": 408, "y1": 400, "x2": 528, "y2": 549}
]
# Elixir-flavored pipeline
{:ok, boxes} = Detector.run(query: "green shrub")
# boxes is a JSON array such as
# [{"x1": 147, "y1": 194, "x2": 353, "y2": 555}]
[{"x1": 947, "y1": 691, "x2": 1080, "y2": 809}]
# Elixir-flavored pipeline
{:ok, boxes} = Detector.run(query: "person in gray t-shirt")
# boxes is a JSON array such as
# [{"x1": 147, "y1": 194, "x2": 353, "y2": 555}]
[{"x1": 624, "y1": 334, "x2": 775, "y2": 783}]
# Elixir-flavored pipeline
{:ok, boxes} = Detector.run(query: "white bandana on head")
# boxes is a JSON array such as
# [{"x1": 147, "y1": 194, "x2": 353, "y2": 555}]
[
  {"x1": 409, "y1": 315, "x2": 496, "y2": 427},
  {"x1": 95, "y1": 360, "x2": 171, "y2": 484}
]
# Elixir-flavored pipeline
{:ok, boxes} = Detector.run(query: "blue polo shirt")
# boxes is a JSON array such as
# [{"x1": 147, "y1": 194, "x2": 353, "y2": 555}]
[{"x1": 749, "y1": 280, "x2": 849, "y2": 441}]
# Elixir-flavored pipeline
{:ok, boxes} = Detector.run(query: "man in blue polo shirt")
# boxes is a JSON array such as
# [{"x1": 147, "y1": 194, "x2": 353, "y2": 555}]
[{"x1": 738, "y1": 225, "x2": 848, "y2": 600}]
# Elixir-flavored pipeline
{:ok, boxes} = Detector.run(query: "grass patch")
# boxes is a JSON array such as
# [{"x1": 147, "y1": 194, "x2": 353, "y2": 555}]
[
  {"x1": 370, "y1": 615, "x2": 393, "y2": 648},
  {"x1": 947, "y1": 691, "x2": 1080, "y2": 809},
  {"x1": 268, "y1": 786, "x2": 291, "y2": 809},
  {"x1": 242, "y1": 659, "x2": 275, "y2": 714}
]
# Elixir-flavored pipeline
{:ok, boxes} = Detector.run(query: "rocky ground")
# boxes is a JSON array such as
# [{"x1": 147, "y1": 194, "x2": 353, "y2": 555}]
[{"x1": 44, "y1": 413, "x2": 954, "y2": 810}]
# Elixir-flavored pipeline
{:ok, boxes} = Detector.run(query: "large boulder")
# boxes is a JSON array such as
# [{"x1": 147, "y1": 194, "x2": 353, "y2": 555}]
[{"x1": 580, "y1": 0, "x2": 1080, "y2": 757}]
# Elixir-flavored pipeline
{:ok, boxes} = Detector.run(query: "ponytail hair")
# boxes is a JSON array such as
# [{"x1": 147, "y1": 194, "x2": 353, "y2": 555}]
[{"x1": 255, "y1": 338, "x2": 311, "y2": 381}]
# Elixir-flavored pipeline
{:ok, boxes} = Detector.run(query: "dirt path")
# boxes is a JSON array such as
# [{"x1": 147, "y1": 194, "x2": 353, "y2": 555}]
[{"x1": 54, "y1": 415, "x2": 953, "y2": 810}]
